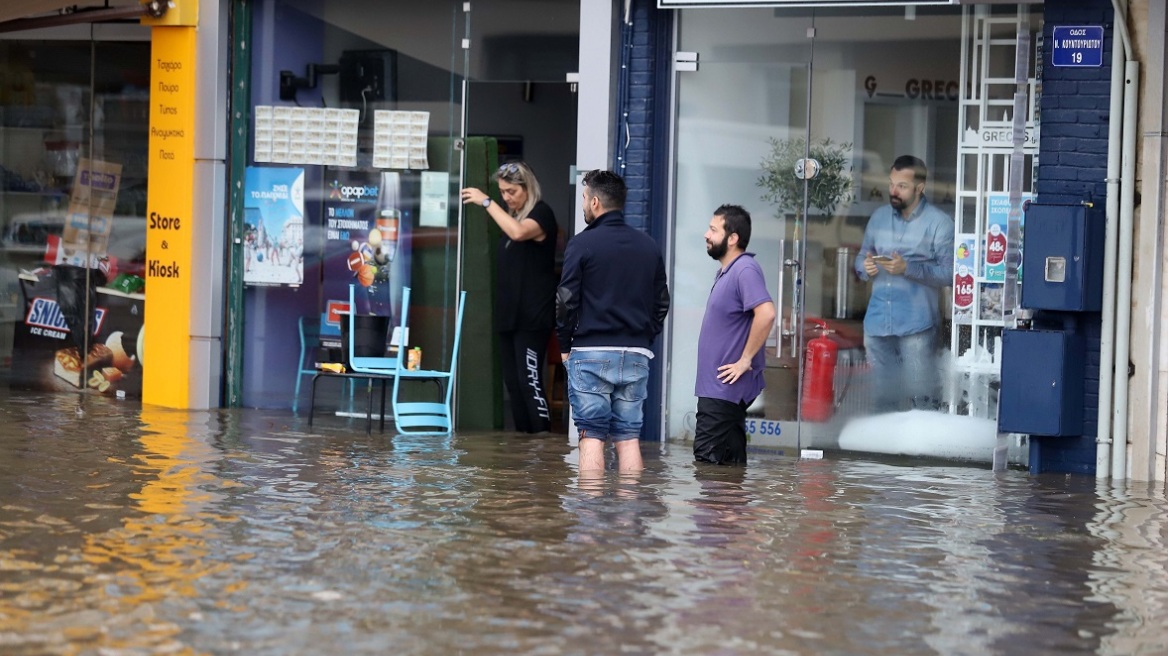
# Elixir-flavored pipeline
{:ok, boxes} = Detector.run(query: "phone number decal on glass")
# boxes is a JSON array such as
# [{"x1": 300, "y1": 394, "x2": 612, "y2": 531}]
[{"x1": 746, "y1": 419, "x2": 782, "y2": 436}]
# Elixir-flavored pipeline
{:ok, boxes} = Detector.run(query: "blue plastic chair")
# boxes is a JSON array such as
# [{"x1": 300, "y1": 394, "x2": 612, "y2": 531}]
[
  {"x1": 346, "y1": 283, "x2": 400, "y2": 375},
  {"x1": 315, "y1": 284, "x2": 401, "y2": 432},
  {"x1": 292, "y1": 316, "x2": 320, "y2": 414},
  {"x1": 391, "y1": 286, "x2": 467, "y2": 435}
]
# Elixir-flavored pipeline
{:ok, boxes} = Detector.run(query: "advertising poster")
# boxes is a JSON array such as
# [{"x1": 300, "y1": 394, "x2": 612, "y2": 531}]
[
  {"x1": 11, "y1": 270, "x2": 144, "y2": 398},
  {"x1": 49, "y1": 158, "x2": 123, "y2": 269},
  {"x1": 984, "y1": 193, "x2": 1032, "y2": 282},
  {"x1": 320, "y1": 170, "x2": 412, "y2": 341},
  {"x1": 243, "y1": 167, "x2": 305, "y2": 286},
  {"x1": 419, "y1": 171, "x2": 450, "y2": 228},
  {"x1": 953, "y1": 239, "x2": 975, "y2": 324}
]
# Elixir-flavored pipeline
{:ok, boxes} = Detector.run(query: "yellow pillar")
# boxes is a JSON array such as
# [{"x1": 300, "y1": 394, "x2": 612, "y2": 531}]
[{"x1": 142, "y1": 1, "x2": 199, "y2": 407}]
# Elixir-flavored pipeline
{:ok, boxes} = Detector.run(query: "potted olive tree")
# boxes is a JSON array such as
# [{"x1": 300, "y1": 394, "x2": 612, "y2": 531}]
[
  {"x1": 755, "y1": 136, "x2": 856, "y2": 391},
  {"x1": 757, "y1": 136, "x2": 854, "y2": 221}
]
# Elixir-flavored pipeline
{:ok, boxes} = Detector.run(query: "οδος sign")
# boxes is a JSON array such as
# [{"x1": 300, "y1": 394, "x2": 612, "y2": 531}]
[{"x1": 1052, "y1": 26, "x2": 1104, "y2": 67}]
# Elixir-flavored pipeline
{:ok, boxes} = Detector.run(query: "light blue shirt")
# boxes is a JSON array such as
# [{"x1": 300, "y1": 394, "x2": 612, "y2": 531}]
[{"x1": 854, "y1": 196, "x2": 954, "y2": 337}]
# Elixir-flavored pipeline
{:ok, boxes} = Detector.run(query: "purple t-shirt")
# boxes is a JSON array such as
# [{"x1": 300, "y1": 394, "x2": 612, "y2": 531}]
[{"x1": 695, "y1": 253, "x2": 772, "y2": 404}]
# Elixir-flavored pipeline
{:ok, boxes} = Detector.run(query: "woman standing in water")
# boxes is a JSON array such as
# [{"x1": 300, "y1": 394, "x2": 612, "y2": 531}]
[{"x1": 461, "y1": 161, "x2": 559, "y2": 433}]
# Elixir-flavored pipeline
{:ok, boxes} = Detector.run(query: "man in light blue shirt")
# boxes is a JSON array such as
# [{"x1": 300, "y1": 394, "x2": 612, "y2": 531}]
[{"x1": 854, "y1": 155, "x2": 954, "y2": 411}]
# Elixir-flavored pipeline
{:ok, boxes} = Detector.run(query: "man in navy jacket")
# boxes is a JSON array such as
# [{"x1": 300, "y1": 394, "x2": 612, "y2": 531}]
[{"x1": 556, "y1": 169, "x2": 670, "y2": 472}]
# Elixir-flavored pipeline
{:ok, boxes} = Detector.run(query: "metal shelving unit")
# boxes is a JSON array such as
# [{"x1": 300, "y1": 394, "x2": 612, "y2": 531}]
[{"x1": 950, "y1": 5, "x2": 1041, "y2": 420}]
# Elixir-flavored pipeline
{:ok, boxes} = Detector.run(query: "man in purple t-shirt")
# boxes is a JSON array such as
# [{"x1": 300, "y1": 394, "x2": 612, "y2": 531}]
[{"x1": 694, "y1": 205, "x2": 776, "y2": 465}]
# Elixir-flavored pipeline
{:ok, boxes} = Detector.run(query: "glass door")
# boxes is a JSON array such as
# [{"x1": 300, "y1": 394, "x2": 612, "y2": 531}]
[
  {"x1": 669, "y1": 7, "x2": 817, "y2": 451},
  {"x1": 0, "y1": 26, "x2": 150, "y2": 400},
  {"x1": 796, "y1": 6, "x2": 964, "y2": 451},
  {"x1": 463, "y1": 0, "x2": 580, "y2": 432},
  {"x1": 239, "y1": 0, "x2": 470, "y2": 414},
  {"x1": 668, "y1": 5, "x2": 969, "y2": 452}
]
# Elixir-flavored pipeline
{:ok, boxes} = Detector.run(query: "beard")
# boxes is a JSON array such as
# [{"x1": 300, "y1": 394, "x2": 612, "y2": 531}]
[
  {"x1": 889, "y1": 195, "x2": 907, "y2": 210},
  {"x1": 706, "y1": 234, "x2": 730, "y2": 260}
]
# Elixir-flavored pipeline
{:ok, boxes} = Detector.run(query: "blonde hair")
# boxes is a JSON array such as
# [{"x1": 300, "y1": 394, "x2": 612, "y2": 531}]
[{"x1": 494, "y1": 160, "x2": 542, "y2": 220}]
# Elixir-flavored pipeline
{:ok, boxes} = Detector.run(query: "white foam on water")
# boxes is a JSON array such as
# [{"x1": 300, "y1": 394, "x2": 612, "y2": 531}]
[{"x1": 838, "y1": 409, "x2": 998, "y2": 462}]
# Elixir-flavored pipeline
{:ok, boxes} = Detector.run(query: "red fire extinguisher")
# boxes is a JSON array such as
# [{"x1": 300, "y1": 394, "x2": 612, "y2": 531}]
[{"x1": 801, "y1": 318, "x2": 838, "y2": 422}]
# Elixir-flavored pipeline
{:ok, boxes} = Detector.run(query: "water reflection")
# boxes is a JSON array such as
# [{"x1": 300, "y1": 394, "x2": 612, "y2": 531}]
[
  {"x1": 0, "y1": 392, "x2": 1167, "y2": 654},
  {"x1": 0, "y1": 398, "x2": 229, "y2": 652},
  {"x1": 1089, "y1": 483, "x2": 1168, "y2": 656}
]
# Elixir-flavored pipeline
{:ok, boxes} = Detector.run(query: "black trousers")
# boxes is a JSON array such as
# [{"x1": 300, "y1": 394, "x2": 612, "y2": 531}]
[
  {"x1": 499, "y1": 329, "x2": 551, "y2": 433},
  {"x1": 694, "y1": 397, "x2": 749, "y2": 466}
]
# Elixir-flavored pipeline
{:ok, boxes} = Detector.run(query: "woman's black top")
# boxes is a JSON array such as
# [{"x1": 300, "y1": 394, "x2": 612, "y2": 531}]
[{"x1": 496, "y1": 200, "x2": 558, "y2": 332}]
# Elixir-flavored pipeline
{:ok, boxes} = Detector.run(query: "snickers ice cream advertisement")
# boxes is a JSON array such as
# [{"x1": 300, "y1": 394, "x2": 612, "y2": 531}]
[{"x1": 12, "y1": 268, "x2": 144, "y2": 397}]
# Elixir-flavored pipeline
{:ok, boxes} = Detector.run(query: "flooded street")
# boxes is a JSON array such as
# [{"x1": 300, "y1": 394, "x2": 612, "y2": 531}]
[{"x1": 1, "y1": 390, "x2": 1166, "y2": 655}]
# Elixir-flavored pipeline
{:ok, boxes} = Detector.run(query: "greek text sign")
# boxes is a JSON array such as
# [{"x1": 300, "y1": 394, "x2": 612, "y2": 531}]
[
  {"x1": 1052, "y1": 26, "x2": 1103, "y2": 67},
  {"x1": 144, "y1": 26, "x2": 197, "y2": 407}
]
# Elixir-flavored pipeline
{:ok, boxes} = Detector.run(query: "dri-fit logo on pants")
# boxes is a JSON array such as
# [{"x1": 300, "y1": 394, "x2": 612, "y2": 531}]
[{"x1": 525, "y1": 347, "x2": 550, "y2": 420}]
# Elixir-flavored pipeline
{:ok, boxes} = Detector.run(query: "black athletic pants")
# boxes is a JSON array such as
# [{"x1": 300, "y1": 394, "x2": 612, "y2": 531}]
[
  {"x1": 694, "y1": 397, "x2": 749, "y2": 466},
  {"x1": 499, "y1": 329, "x2": 551, "y2": 433}
]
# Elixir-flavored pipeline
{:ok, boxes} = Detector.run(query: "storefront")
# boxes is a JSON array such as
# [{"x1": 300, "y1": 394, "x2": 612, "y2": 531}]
[
  {"x1": 0, "y1": 3, "x2": 154, "y2": 401},
  {"x1": 631, "y1": 0, "x2": 1110, "y2": 471},
  {"x1": 233, "y1": 0, "x2": 580, "y2": 430},
  {"x1": 7, "y1": 0, "x2": 1161, "y2": 479},
  {"x1": 0, "y1": 0, "x2": 582, "y2": 432}
]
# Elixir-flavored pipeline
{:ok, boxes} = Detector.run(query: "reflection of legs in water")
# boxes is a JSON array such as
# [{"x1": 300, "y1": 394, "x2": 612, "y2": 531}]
[
  {"x1": 578, "y1": 463, "x2": 605, "y2": 495},
  {"x1": 692, "y1": 463, "x2": 753, "y2": 545},
  {"x1": 577, "y1": 465, "x2": 642, "y2": 499},
  {"x1": 614, "y1": 469, "x2": 642, "y2": 498}
]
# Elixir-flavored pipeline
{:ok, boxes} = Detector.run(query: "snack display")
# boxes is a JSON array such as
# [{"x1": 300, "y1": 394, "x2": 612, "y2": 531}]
[
  {"x1": 52, "y1": 343, "x2": 114, "y2": 388},
  {"x1": 52, "y1": 348, "x2": 83, "y2": 387},
  {"x1": 106, "y1": 331, "x2": 134, "y2": 370},
  {"x1": 13, "y1": 267, "x2": 146, "y2": 399}
]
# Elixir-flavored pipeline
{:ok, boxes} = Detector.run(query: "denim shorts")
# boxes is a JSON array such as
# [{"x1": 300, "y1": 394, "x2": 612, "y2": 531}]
[{"x1": 566, "y1": 350, "x2": 651, "y2": 442}]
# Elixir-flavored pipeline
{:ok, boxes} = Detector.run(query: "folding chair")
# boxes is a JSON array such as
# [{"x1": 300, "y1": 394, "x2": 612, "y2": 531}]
[{"x1": 391, "y1": 286, "x2": 467, "y2": 435}]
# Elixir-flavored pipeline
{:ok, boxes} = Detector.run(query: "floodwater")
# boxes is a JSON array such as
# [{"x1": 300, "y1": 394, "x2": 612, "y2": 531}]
[{"x1": 1, "y1": 391, "x2": 1166, "y2": 655}]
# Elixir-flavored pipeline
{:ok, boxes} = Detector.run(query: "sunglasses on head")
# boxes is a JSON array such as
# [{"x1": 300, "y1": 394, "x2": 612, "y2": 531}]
[{"x1": 497, "y1": 162, "x2": 522, "y2": 176}]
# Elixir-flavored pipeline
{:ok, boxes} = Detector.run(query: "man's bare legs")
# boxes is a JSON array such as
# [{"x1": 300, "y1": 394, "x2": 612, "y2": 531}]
[
  {"x1": 615, "y1": 439, "x2": 643, "y2": 471},
  {"x1": 579, "y1": 437, "x2": 643, "y2": 472},
  {"x1": 579, "y1": 437, "x2": 606, "y2": 471}
]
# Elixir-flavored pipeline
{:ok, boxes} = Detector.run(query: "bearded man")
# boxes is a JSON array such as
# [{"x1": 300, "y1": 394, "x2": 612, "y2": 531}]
[
  {"x1": 854, "y1": 155, "x2": 954, "y2": 412},
  {"x1": 694, "y1": 204, "x2": 776, "y2": 466}
]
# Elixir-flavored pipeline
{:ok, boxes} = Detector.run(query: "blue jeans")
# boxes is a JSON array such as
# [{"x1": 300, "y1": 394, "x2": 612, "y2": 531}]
[
  {"x1": 864, "y1": 329, "x2": 938, "y2": 411},
  {"x1": 566, "y1": 350, "x2": 651, "y2": 442}
]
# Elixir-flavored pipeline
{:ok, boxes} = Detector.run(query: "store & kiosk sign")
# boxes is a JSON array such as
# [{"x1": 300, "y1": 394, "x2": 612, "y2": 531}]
[{"x1": 144, "y1": 24, "x2": 197, "y2": 407}]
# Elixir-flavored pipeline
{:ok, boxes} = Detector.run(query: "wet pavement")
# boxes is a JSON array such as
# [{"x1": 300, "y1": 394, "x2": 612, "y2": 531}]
[{"x1": 1, "y1": 389, "x2": 1166, "y2": 655}]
